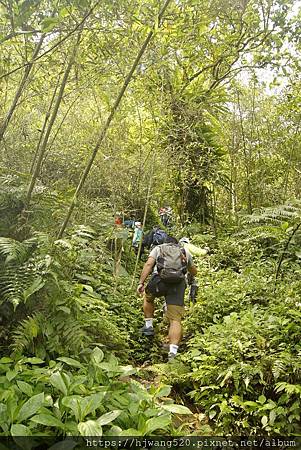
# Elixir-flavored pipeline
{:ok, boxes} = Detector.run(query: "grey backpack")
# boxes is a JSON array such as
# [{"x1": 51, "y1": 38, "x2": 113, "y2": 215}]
[{"x1": 157, "y1": 243, "x2": 187, "y2": 283}]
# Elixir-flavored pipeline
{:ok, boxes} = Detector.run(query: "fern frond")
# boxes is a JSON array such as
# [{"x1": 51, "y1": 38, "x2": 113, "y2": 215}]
[
  {"x1": 0, "y1": 262, "x2": 40, "y2": 309},
  {"x1": 243, "y1": 203, "x2": 301, "y2": 226},
  {"x1": 0, "y1": 237, "x2": 29, "y2": 264},
  {"x1": 11, "y1": 312, "x2": 44, "y2": 354}
]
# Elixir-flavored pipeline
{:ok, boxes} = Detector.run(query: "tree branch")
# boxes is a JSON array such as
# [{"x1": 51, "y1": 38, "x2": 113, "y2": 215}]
[{"x1": 0, "y1": 1, "x2": 100, "y2": 81}]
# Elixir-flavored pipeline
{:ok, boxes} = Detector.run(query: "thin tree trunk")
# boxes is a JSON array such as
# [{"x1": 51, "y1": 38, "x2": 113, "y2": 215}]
[
  {"x1": 0, "y1": 34, "x2": 44, "y2": 141},
  {"x1": 211, "y1": 185, "x2": 218, "y2": 238},
  {"x1": 26, "y1": 31, "x2": 82, "y2": 206},
  {"x1": 30, "y1": 76, "x2": 60, "y2": 174},
  {"x1": 230, "y1": 110, "x2": 238, "y2": 222},
  {"x1": 282, "y1": 119, "x2": 301, "y2": 202},
  {"x1": 275, "y1": 222, "x2": 301, "y2": 284},
  {"x1": 57, "y1": 0, "x2": 172, "y2": 238},
  {"x1": 237, "y1": 91, "x2": 253, "y2": 214},
  {"x1": 41, "y1": 94, "x2": 79, "y2": 168}
]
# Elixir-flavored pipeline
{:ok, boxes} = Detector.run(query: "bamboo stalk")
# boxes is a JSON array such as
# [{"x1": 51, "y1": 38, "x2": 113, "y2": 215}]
[
  {"x1": 26, "y1": 30, "x2": 82, "y2": 206},
  {"x1": 0, "y1": 34, "x2": 45, "y2": 141},
  {"x1": 29, "y1": 76, "x2": 60, "y2": 174},
  {"x1": 57, "y1": 0, "x2": 172, "y2": 238}
]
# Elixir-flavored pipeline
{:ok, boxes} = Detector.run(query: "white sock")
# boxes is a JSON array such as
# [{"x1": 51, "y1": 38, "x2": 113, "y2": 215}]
[
  {"x1": 169, "y1": 344, "x2": 179, "y2": 355},
  {"x1": 145, "y1": 318, "x2": 153, "y2": 328}
]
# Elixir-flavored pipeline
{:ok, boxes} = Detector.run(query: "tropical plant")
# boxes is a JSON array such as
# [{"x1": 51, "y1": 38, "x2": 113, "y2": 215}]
[{"x1": 0, "y1": 348, "x2": 192, "y2": 437}]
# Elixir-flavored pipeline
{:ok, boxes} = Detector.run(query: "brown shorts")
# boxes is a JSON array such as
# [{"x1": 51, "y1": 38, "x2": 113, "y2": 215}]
[{"x1": 144, "y1": 291, "x2": 185, "y2": 322}]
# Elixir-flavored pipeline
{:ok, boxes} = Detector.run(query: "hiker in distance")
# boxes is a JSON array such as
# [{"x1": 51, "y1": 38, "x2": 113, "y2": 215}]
[
  {"x1": 132, "y1": 221, "x2": 143, "y2": 258},
  {"x1": 137, "y1": 236, "x2": 197, "y2": 361},
  {"x1": 142, "y1": 225, "x2": 168, "y2": 251}
]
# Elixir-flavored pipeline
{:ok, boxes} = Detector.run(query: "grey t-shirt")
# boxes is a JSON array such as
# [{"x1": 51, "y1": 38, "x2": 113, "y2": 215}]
[{"x1": 149, "y1": 243, "x2": 193, "y2": 273}]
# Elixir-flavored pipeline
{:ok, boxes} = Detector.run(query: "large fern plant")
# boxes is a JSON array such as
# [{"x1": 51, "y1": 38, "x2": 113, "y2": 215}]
[
  {"x1": 242, "y1": 201, "x2": 301, "y2": 280},
  {"x1": 0, "y1": 235, "x2": 46, "y2": 310},
  {"x1": 2, "y1": 227, "x2": 134, "y2": 361}
]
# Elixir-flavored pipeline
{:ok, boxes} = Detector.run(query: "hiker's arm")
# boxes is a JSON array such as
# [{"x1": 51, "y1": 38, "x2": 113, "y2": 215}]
[
  {"x1": 188, "y1": 264, "x2": 197, "y2": 277},
  {"x1": 137, "y1": 257, "x2": 155, "y2": 294},
  {"x1": 186, "y1": 251, "x2": 197, "y2": 277}
]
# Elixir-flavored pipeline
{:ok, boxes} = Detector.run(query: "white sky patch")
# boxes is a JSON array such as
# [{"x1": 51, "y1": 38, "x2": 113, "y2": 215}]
[{"x1": 237, "y1": 0, "x2": 301, "y2": 94}]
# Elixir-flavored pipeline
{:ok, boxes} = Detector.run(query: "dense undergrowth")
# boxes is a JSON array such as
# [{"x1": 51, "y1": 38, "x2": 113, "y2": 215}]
[
  {"x1": 0, "y1": 182, "x2": 301, "y2": 436},
  {"x1": 166, "y1": 228, "x2": 301, "y2": 435}
]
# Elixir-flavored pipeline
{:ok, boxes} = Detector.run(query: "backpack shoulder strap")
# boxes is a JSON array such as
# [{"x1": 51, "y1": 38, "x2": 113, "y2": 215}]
[{"x1": 180, "y1": 247, "x2": 187, "y2": 266}]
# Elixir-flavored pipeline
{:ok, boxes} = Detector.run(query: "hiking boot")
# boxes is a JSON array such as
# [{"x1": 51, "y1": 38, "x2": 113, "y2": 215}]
[
  {"x1": 162, "y1": 343, "x2": 169, "y2": 353},
  {"x1": 168, "y1": 352, "x2": 177, "y2": 362},
  {"x1": 140, "y1": 325, "x2": 155, "y2": 336}
]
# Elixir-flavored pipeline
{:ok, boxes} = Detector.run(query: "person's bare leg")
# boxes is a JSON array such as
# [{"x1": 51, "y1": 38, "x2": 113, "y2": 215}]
[
  {"x1": 143, "y1": 297, "x2": 154, "y2": 318},
  {"x1": 168, "y1": 320, "x2": 182, "y2": 345}
]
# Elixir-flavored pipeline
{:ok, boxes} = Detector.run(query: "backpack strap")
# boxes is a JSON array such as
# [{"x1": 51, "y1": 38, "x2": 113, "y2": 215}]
[{"x1": 180, "y1": 247, "x2": 187, "y2": 268}]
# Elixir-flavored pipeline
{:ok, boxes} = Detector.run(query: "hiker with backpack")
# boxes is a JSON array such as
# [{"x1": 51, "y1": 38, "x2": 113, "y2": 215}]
[
  {"x1": 142, "y1": 226, "x2": 168, "y2": 251},
  {"x1": 132, "y1": 221, "x2": 143, "y2": 258},
  {"x1": 159, "y1": 207, "x2": 172, "y2": 227},
  {"x1": 137, "y1": 236, "x2": 197, "y2": 361}
]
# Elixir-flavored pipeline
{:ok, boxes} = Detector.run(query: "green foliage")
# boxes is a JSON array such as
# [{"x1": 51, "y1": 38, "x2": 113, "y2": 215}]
[
  {"x1": 0, "y1": 0, "x2": 300, "y2": 438},
  {"x1": 0, "y1": 351, "x2": 191, "y2": 437},
  {"x1": 183, "y1": 301, "x2": 301, "y2": 434},
  {"x1": 175, "y1": 226, "x2": 301, "y2": 435},
  {"x1": 4, "y1": 228, "x2": 143, "y2": 361}
]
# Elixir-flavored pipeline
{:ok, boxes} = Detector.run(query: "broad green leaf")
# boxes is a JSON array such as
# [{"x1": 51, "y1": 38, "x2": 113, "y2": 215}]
[
  {"x1": 11, "y1": 424, "x2": 30, "y2": 436},
  {"x1": 91, "y1": 347, "x2": 104, "y2": 364},
  {"x1": 118, "y1": 428, "x2": 141, "y2": 436},
  {"x1": 162, "y1": 404, "x2": 192, "y2": 414},
  {"x1": 155, "y1": 385, "x2": 172, "y2": 398},
  {"x1": 243, "y1": 401, "x2": 258, "y2": 409},
  {"x1": 23, "y1": 357, "x2": 44, "y2": 364},
  {"x1": 7, "y1": 398, "x2": 18, "y2": 423},
  {"x1": 80, "y1": 392, "x2": 107, "y2": 420},
  {"x1": 209, "y1": 410, "x2": 216, "y2": 419},
  {"x1": 23, "y1": 277, "x2": 45, "y2": 301},
  {"x1": 144, "y1": 408, "x2": 160, "y2": 418},
  {"x1": 109, "y1": 425, "x2": 123, "y2": 435},
  {"x1": 17, "y1": 381, "x2": 33, "y2": 397},
  {"x1": 0, "y1": 403, "x2": 7, "y2": 422},
  {"x1": 6, "y1": 370, "x2": 17, "y2": 382},
  {"x1": 0, "y1": 357, "x2": 13, "y2": 364},
  {"x1": 57, "y1": 306, "x2": 71, "y2": 314},
  {"x1": 120, "y1": 365, "x2": 136, "y2": 376},
  {"x1": 50, "y1": 372, "x2": 68, "y2": 396},
  {"x1": 269, "y1": 409, "x2": 276, "y2": 425},
  {"x1": 16, "y1": 393, "x2": 44, "y2": 422},
  {"x1": 258, "y1": 395, "x2": 266, "y2": 405},
  {"x1": 57, "y1": 357, "x2": 82, "y2": 368},
  {"x1": 62, "y1": 396, "x2": 82, "y2": 421},
  {"x1": 30, "y1": 413, "x2": 64, "y2": 428},
  {"x1": 97, "y1": 410, "x2": 121, "y2": 426},
  {"x1": 78, "y1": 420, "x2": 102, "y2": 436},
  {"x1": 261, "y1": 415, "x2": 268, "y2": 427},
  {"x1": 144, "y1": 414, "x2": 171, "y2": 433}
]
